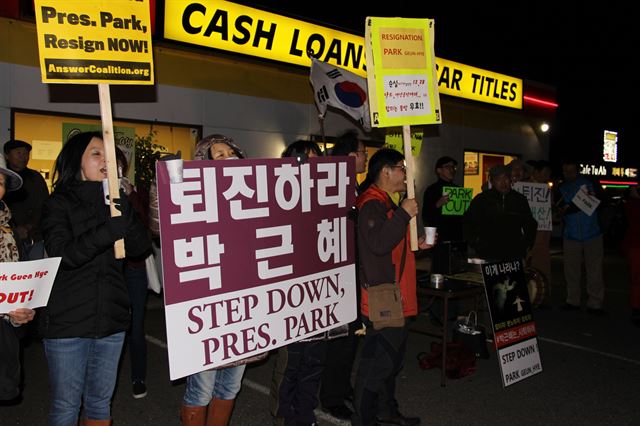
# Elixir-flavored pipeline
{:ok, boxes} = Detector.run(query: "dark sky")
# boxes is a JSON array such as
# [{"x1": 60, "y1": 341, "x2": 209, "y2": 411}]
[{"x1": 236, "y1": 2, "x2": 636, "y2": 164}]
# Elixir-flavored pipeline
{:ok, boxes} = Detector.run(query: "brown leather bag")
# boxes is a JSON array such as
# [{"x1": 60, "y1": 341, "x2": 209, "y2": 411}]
[{"x1": 367, "y1": 283, "x2": 405, "y2": 330}]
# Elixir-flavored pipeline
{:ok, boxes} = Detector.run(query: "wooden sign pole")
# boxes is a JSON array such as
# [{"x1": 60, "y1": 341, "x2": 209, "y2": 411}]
[
  {"x1": 402, "y1": 124, "x2": 418, "y2": 251},
  {"x1": 98, "y1": 83, "x2": 126, "y2": 259}
]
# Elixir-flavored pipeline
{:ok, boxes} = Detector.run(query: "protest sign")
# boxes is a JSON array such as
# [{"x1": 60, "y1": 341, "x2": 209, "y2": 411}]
[
  {"x1": 0, "y1": 258, "x2": 61, "y2": 314},
  {"x1": 481, "y1": 259, "x2": 543, "y2": 387},
  {"x1": 513, "y1": 182, "x2": 552, "y2": 231},
  {"x1": 384, "y1": 129, "x2": 423, "y2": 156},
  {"x1": 34, "y1": 0, "x2": 154, "y2": 84},
  {"x1": 156, "y1": 156, "x2": 357, "y2": 380},
  {"x1": 571, "y1": 184, "x2": 600, "y2": 216},
  {"x1": 441, "y1": 186, "x2": 473, "y2": 216}
]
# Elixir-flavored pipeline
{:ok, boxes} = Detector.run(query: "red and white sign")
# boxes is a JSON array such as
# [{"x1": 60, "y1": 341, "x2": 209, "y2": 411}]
[
  {"x1": 0, "y1": 258, "x2": 61, "y2": 313},
  {"x1": 156, "y1": 157, "x2": 357, "y2": 380}
]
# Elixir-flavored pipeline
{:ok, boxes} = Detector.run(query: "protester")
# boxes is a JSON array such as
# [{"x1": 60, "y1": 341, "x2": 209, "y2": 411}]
[
  {"x1": 421, "y1": 155, "x2": 465, "y2": 273},
  {"x1": 318, "y1": 130, "x2": 367, "y2": 420},
  {"x1": 464, "y1": 164, "x2": 537, "y2": 262},
  {"x1": 0, "y1": 154, "x2": 36, "y2": 401},
  {"x1": 622, "y1": 186, "x2": 640, "y2": 326},
  {"x1": 557, "y1": 159, "x2": 605, "y2": 314},
  {"x1": 3, "y1": 139, "x2": 49, "y2": 255},
  {"x1": 352, "y1": 148, "x2": 432, "y2": 426},
  {"x1": 115, "y1": 148, "x2": 151, "y2": 399},
  {"x1": 40, "y1": 131, "x2": 151, "y2": 425},
  {"x1": 180, "y1": 134, "x2": 250, "y2": 426},
  {"x1": 527, "y1": 160, "x2": 553, "y2": 306},
  {"x1": 508, "y1": 158, "x2": 531, "y2": 184},
  {"x1": 270, "y1": 139, "x2": 331, "y2": 426}
]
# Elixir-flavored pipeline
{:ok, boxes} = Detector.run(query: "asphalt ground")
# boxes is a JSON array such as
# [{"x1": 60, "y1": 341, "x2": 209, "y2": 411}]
[{"x1": 2, "y1": 246, "x2": 639, "y2": 425}]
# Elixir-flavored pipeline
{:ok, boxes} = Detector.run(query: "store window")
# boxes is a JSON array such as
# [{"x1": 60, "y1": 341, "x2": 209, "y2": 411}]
[{"x1": 463, "y1": 150, "x2": 518, "y2": 196}]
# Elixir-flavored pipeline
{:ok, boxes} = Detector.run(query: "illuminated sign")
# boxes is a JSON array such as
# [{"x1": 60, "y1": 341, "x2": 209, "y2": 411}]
[
  {"x1": 580, "y1": 164, "x2": 637, "y2": 179},
  {"x1": 603, "y1": 130, "x2": 617, "y2": 163},
  {"x1": 163, "y1": 1, "x2": 523, "y2": 109}
]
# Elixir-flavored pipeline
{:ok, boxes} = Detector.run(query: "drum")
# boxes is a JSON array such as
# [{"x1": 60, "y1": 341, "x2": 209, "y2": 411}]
[{"x1": 525, "y1": 267, "x2": 548, "y2": 307}]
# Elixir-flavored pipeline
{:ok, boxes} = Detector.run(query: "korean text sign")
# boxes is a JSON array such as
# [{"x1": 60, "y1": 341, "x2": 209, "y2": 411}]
[
  {"x1": 33, "y1": 0, "x2": 154, "y2": 84},
  {"x1": 365, "y1": 17, "x2": 442, "y2": 127},
  {"x1": 157, "y1": 157, "x2": 357, "y2": 380},
  {"x1": 0, "y1": 258, "x2": 61, "y2": 314},
  {"x1": 481, "y1": 259, "x2": 542, "y2": 387},
  {"x1": 513, "y1": 182, "x2": 552, "y2": 231}
]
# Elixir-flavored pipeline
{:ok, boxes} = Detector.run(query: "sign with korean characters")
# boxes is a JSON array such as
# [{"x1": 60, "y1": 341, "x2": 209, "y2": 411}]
[
  {"x1": 0, "y1": 258, "x2": 62, "y2": 314},
  {"x1": 384, "y1": 128, "x2": 423, "y2": 156},
  {"x1": 441, "y1": 187, "x2": 473, "y2": 216},
  {"x1": 572, "y1": 184, "x2": 601, "y2": 216},
  {"x1": 481, "y1": 259, "x2": 543, "y2": 387},
  {"x1": 513, "y1": 182, "x2": 552, "y2": 231},
  {"x1": 365, "y1": 17, "x2": 441, "y2": 127},
  {"x1": 156, "y1": 157, "x2": 357, "y2": 380},
  {"x1": 34, "y1": 0, "x2": 154, "y2": 84}
]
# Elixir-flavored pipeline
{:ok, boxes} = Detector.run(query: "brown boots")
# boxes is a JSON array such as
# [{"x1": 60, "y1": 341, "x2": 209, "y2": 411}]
[
  {"x1": 180, "y1": 398, "x2": 235, "y2": 426},
  {"x1": 206, "y1": 398, "x2": 235, "y2": 426}
]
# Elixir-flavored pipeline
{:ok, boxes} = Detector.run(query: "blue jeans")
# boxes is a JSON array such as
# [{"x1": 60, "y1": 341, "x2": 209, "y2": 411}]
[
  {"x1": 44, "y1": 332, "x2": 125, "y2": 426},
  {"x1": 183, "y1": 365, "x2": 246, "y2": 406},
  {"x1": 125, "y1": 265, "x2": 148, "y2": 382}
]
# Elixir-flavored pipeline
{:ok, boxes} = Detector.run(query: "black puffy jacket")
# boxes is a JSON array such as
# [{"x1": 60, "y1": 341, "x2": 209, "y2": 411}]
[{"x1": 41, "y1": 180, "x2": 151, "y2": 339}]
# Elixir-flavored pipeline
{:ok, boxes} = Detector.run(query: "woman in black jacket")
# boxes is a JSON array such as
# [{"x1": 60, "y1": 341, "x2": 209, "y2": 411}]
[{"x1": 41, "y1": 131, "x2": 150, "y2": 426}]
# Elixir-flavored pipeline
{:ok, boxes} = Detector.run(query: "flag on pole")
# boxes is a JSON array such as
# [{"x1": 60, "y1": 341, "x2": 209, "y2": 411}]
[{"x1": 310, "y1": 58, "x2": 371, "y2": 132}]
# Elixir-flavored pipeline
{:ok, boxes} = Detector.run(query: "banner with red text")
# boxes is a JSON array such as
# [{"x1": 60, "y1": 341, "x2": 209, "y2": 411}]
[
  {"x1": 0, "y1": 258, "x2": 61, "y2": 314},
  {"x1": 156, "y1": 157, "x2": 357, "y2": 380}
]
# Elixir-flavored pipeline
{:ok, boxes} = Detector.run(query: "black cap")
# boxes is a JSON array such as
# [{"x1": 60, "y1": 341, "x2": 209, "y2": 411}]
[
  {"x1": 435, "y1": 156, "x2": 458, "y2": 170},
  {"x1": 3, "y1": 139, "x2": 32, "y2": 154}
]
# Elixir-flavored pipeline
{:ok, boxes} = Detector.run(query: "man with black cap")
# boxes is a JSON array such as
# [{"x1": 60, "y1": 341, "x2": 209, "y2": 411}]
[
  {"x1": 422, "y1": 156, "x2": 464, "y2": 273},
  {"x1": 464, "y1": 164, "x2": 537, "y2": 261},
  {"x1": 3, "y1": 140, "x2": 49, "y2": 245}
]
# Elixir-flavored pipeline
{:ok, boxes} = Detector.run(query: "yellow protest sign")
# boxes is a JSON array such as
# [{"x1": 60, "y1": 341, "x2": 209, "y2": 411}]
[
  {"x1": 34, "y1": 0, "x2": 154, "y2": 85},
  {"x1": 385, "y1": 129, "x2": 423, "y2": 156},
  {"x1": 365, "y1": 17, "x2": 441, "y2": 128}
]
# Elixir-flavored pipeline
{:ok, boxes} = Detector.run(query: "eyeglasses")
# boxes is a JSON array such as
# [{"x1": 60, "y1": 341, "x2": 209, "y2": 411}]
[
  {"x1": 390, "y1": 165, "x2": 407, "y2": 173},
  {"x1": 355, "y1": 150, "x2": 368, "y2": 156},
  {"x1": 441, "y1": 164, "x2": 457, "y2": 170}
]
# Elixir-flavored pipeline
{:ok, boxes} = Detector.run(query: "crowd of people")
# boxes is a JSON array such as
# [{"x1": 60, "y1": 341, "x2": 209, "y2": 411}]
[{"x1": 1, "y1": 132, "x2": 637, "y2": 426}]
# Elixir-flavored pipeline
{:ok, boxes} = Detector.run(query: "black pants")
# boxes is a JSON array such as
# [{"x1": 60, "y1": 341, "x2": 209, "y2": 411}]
[
  {"x1": 352, "y1": 322, "x2": 408, "y2": 426},
  {"x1": 319, "y1": 322, "x2": 360, "y2": 408},
  {"x1": 270, "y1": 340, "x2": 327, "y2": 425}
]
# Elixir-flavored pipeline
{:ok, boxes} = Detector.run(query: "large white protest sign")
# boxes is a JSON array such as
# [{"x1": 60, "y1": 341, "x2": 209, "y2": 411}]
[
  {"x1": 0, "y1": 258, "x2": 61, "y2": 314},
  {"x1": 572, "y1": 184, "x2": 600, "y2": 216},
  {"x1": 513, "y1": 182, "x2": 552, "y2": 231},
  {"x1": 156, "y1": 157, "x2": 357, "y2": 380}
]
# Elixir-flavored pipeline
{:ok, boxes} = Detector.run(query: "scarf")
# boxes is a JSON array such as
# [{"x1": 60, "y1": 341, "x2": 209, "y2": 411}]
[{"x1": 0, "y1": 201, "x2": 19, "y2": 262}]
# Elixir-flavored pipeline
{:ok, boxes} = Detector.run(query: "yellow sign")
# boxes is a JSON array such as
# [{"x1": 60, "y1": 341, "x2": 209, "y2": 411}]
[
  {"x1": 34, "y1": 0, "x2": 154, "y2": 84},
  {"x1": 385, "y1": 129, "x2": 423, "y2": 156},
  {"x1": 162, "y1": 2, "x2": 523, "y2": 109},
  {"x1": 365, "y1": 17, "x2": 441, "y2": 128},
  {"x1": 164, "y1": 0, "x2": 367, "y2": 75},
  {"x1": 436, "y1": 58, "x2": 522, "y2": 109}
]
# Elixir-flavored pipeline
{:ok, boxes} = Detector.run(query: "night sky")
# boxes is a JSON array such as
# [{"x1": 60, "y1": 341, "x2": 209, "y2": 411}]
[{"x1": 234, "y1": 2, "x2": 637, "y2": 168}]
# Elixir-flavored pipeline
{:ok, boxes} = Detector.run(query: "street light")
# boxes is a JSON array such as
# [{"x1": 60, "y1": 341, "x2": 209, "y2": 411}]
[{"x1": 540, "y1": 123, "x2": 550, "y2": 133}]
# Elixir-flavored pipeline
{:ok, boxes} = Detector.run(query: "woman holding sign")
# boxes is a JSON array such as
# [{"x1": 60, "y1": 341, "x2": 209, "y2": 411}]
[
  {"x1": 180, "y1": 134, "x2": 252, "y2": 426},
  {"x1": 41, "y1": 131, "x2": 150, "y2": 426},
  {"x1": 0, "y1": 154, "x2": 36, "y2": 401}
]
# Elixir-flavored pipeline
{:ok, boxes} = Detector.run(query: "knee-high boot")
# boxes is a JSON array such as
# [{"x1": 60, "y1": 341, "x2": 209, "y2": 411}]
[
  {"x1": 206, "y1": 398, "x2": 235, "y2": 426},
  {"x1": 181, "y1": 404, "x2": 207, "y2": 426}
]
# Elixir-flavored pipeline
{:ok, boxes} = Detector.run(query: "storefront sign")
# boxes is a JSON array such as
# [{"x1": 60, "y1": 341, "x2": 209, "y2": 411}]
[
  {"x1": 156, "y1": 157, "x2": 357, "y2": 379},
  {"x1": 162, "y1": 1, "x2": 523, "y2": 109},
  {"x1": 365, "y1": 17, "x2": 441, "y2": 127},
  {"x1": 603, "y1": 130, "x2": 618, "y2": 163},
  {"x1": 580, "y1": 163, "x2": 638, "y2": 179},
  {"x1": 34, "y1": 0, "x2": 154, "y2": 84},
  {"x1": 481, "y1": 259, "x2": 542, "y2": 387},
  {"x1": 437, "y1": 58, "x2": 522, "y2": 109}
]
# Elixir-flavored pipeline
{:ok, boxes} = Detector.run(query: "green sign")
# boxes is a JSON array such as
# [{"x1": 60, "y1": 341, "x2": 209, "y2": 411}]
[
  {"x1": 442, "y1": 186, "x2": 473, "y2": 216},
  {"x1": 384, "y1": 129, "x2": 423, "y2": 156}
]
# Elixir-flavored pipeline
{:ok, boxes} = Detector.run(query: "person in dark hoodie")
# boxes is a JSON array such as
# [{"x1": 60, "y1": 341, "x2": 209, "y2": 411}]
[
  {"x1": 41, "y1": 131, "x2": 150, "y2": 426},
  {"x1": 464, "y1": 164, "x2": 537, "y2": 262}
]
